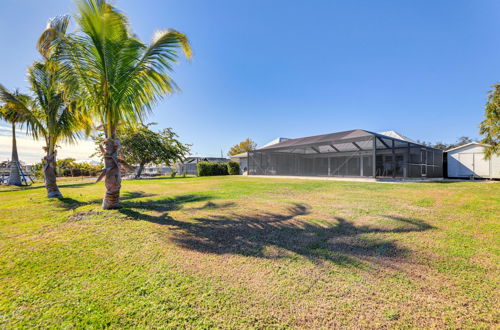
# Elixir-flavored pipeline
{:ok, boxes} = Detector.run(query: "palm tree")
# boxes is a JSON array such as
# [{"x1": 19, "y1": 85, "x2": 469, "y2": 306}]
[
  {"x1": 0, "y1": 63, "x2": 86, "y2": 197},
  {"x1": 60, "y1": 0, "x2": 191, "y2": 208},
  {"x1": 0, "y1": 16, "x2": 89, "y2": 197},
  {"x1": 0, "y1": 90, "x2": 32, "y2": 185}
]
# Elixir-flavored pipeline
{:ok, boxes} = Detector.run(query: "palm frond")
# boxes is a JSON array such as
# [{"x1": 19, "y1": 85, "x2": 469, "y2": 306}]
[
  {"x1": 0, "y1": 85, "x2": 32, "y2": 122},
  {"x1": 59, "y1": 0, "x2": 191, "y2": 138},
  {"x1": 0, "y1": 84, "x2": 45, "y2": 139},
  {"x1": 37, "y1": 15, "x2": 71, "y2": 58},
  {"x1": 25, "y1": 60, "x2": 90, "y2": 145}
]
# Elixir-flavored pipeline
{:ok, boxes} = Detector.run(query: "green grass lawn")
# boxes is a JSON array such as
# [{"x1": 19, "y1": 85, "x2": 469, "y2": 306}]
[{"x1": 1, "y1": 176, "x2": 499, "y2": 328}]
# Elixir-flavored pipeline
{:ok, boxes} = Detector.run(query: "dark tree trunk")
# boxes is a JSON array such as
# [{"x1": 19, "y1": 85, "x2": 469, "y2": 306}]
[
  {"x1": 43, "y1": 150, "x2": 62, "y2": 198},
  {"x1": 8, "y1": 123, "x2": 22, "y2": 186},
  {"x1": 135, "y1": 162, "x2": 145, "y2": 179},
  {"x1": 102, "y1": 138, "x2": 121, "y2": 209}
]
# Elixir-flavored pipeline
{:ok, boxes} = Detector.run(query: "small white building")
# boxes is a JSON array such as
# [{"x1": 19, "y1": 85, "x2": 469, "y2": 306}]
[
  {"x1": 230, "y1": 152, "x2": 248, "y2": 174},
  {"x1": 446, "y1": 143, "x2": 500, "y2": 179}
]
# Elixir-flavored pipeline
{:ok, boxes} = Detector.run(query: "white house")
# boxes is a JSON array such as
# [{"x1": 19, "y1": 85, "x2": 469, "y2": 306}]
[{"x1": 446, "y1": 143, "x2": 500, "y2": 179}]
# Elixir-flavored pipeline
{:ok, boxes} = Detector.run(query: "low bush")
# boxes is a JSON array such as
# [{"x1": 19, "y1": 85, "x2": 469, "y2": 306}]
[
  {"x1": 197, "y1": 162, "x2": 229, "y2": 176},
  {"x1": 227, "y1": 161, "x2": 240, "y2": 175}
]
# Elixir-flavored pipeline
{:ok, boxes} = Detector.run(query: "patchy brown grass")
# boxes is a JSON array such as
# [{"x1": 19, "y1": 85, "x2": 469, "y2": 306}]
[{"x1": 0, "y1": 176, "x2": 499, "y2": 328}]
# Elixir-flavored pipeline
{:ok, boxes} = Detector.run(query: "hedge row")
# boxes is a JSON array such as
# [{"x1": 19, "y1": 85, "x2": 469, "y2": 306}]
[{"x1": 197, "y1": 161, "x2": 240, "y2": 176}]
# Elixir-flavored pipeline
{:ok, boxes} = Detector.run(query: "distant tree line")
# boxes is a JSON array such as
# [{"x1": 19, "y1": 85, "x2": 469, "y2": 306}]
[
  {"x1": 31, "y1": 158, "x2": 103, "y2": 178},
  {"x1": 415, "y1": 136, "x2": 476, "y2": 150}
]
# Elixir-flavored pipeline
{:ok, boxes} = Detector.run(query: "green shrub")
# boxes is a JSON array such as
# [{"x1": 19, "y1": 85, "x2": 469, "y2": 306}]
[
  {"x1": 197, "y1": 162, "x2": 210, "y2": 176},
  {"x1": 227, "y1": 161, "x2": 240, "y2": 175},
  {"x1": 170, "y1": 170, "x2": 177, "y2": 178},
  {"x1": 218, "y1": 163, "x2": 228, "y2": 175},
  {"x1": 197, "y1": 162, "x2": 229, "y2": 176}
]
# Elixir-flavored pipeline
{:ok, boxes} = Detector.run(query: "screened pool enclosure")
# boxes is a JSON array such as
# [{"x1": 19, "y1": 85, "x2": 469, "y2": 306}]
[{"x1": 248, "y1": 129, "x2": 443, "y2": 178}]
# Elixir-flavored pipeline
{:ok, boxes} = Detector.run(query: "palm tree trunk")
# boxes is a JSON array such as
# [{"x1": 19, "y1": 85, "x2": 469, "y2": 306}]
[
  {"x1": 135, "y1": 162, "x2": 145, "y2": 179},
  {"x1": 8, "y1": 123, "x2": 22, "y2": 186},
  {"x1": 102, "y1": 138, "x2": 122, "y2": 209},
  {"x1": 43, "y1": 144, "x2": 62, "y2": 198}
]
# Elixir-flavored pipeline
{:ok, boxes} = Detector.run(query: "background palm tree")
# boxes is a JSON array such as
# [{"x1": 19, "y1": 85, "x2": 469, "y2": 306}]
[
  {"x1": 60, "y1": 0, "x2": 191, "y2": 208},
  {"x1": 0, "y1": 16, "x2": 89, "y2": 197},
  {"x1": 0, "y1": 62, "x2": 87, "y2": 197},
  {"x1": 0, "y1": 89, "x2": 31, "y2": 185}
]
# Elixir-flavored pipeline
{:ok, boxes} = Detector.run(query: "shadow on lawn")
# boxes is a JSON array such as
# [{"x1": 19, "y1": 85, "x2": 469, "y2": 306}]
[
  {"x1": 57, "y1": 192, "x2": 205, "y2": 212},
  {"x1": 0, "y1": 181, "x2": 96, "y2": 193},
  {"x1": 56, "y1": 191, "x2": 159, "y2": 210},
  {"x1": 168, "y1": 207, "x2": 433, "y2": 266},
  {"x1": 128, "y1": 176, "x2": 197, "y2": 181},
  {"x1": 57, "y1": 197, "x2": 92, "y2": 210},
  {"x1": 121, "y1": 191, "x2": 158, "y2": 200},
  {"x1": 117, "y1": 194, "x2": 434, "y2": 267},
  {"x1": 118, "y1": 194, "x2": 214, "y2": 224}
]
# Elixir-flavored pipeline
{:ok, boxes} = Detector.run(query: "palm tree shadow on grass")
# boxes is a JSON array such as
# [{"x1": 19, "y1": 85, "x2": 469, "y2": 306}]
[
  {"x1": 117, "y1": 194, "x2": 215, "y2": 225},
  {"x1": 0, "y1": 181, "x2": 96, "y2": 193},
  {"x1": 117, "y1": 198, "x2": 435, "y2": 267},
  {"x1": 121, "y1": 191, "x2": 158, "y2": 200},
  {"x1": 57, "y1": 191, "x2": 205, "y2": 212},
  {"x1": 57, "y1": 197, "x2": 94, "y2": 210}
]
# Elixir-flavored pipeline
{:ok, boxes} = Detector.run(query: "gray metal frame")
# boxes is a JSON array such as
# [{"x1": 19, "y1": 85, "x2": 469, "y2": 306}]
[{"x1": 248, "y1": 130, "x2": 443, "y2": 179}]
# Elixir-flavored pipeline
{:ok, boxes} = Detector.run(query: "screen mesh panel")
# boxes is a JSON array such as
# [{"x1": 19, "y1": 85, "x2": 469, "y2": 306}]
[
  {"x1": 355, "y1": 140, "x2": 373, "y2": 150},
  {"x1": 346, "y1": 157, "x2": 361, "y2": 176},
  {"x1": 314, "y1": 157, "x2": 329, "y2": 176},
  {"x1": 409, "y1": 164, "x2": 421, "y2": 177},
  {"x1": 333, "y1": 143, "x2": 359, "y2": 152},
  {"x1": 362, "y1": 155, "x2": 373, "y2": 177}
]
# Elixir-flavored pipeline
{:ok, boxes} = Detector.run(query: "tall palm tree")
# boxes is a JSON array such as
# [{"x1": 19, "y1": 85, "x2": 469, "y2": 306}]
[
  {"x1": 60, "y1": 0, "x2": 191, "y2": 209},
  {"x1": 0, "y1": 16, "x2": 89, "y2": 197},
  {"x1": 0, "y1": 63, "x2": 87, "y2": 197},
  {"x1": 0, "y1": 90, "x2": 31, "y2": 185}
]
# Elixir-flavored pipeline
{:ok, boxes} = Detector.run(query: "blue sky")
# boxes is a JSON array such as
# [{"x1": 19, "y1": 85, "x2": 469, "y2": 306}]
[{"x1": 1, "y1": 0, "x2": 500, "y2": 162}]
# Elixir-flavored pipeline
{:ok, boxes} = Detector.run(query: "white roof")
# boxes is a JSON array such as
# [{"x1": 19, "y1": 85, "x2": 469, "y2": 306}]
[
  {"x1": 445, "y1": 142, "x2": 487, "y2": 152},
  {"x1": 230, "y1": 152, "x2": 248, "y2": 158},
  {"x1": 378, "y1": 131, "x2": 417, "y2": 144},
  {"x1": 230, "y1": 138, "x2": 290, "y2": 158},
  {"x1": 261, "y1": 137, "x2": 290, "y2": 149},
  {"x1": 75, "y1": 159, "x2": 101, "y2": 165}
]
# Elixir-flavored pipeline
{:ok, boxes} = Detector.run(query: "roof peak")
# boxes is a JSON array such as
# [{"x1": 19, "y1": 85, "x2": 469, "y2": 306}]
[
  {"x1": 261, "y1": 137, "x2": 291, "y2": 149},
  {"x1": 377, "y1": 131, "x2": 417, "y2": 144},
  {"x1": 446, "y1": 142, "x2": 487, "y2": 152}
]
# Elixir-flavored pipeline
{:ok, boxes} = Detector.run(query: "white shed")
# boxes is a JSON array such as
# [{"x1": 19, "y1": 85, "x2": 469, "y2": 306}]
[
  {"x1": 229, "y1": 152, "x2": 248, "y2": 174},
  {"x1": 446, "y1": 143, "x2": 500, "y2": 179}
]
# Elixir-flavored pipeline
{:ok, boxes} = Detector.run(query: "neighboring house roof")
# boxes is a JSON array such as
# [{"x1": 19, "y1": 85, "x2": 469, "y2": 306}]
[
  {"x1": 229, "y1": 138, "x2": 291, "y2": 158},
  {"x1": 182, "y1": 157, "x2": 229, "y2": 164},
  {"x1": 75, "y1": 159, "x2": 101, "y2": 166},
  {"x1": 230, "y1": 152, "x2": 248, "y2": 158},
  {"x1": 445, "y1": 142, "x2": 487, "y2": 153},
  {"x1": 378, "y1": 131, "x2": 417, "y2": 144},
  {"x1": 261, "y1": 137, "x2": 290, "y2": 149}
]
